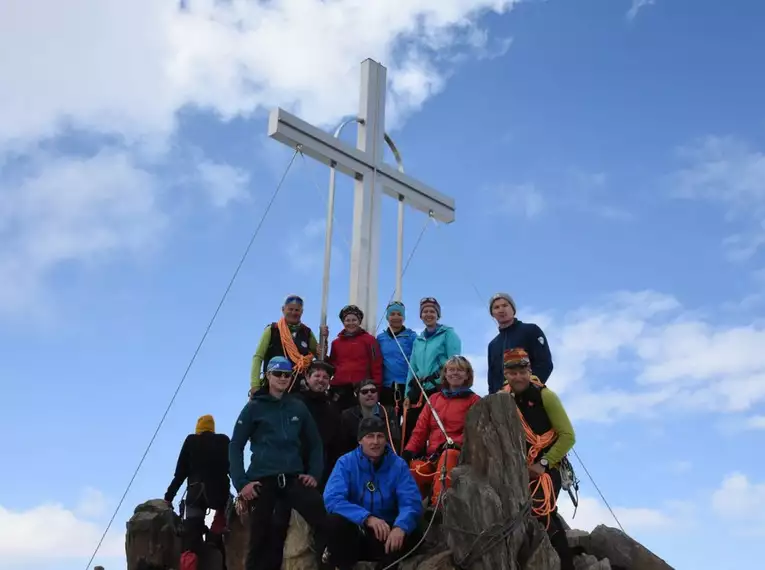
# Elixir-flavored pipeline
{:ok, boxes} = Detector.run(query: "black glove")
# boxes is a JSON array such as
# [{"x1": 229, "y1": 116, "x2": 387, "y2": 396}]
[{"x1": 401, "y1": 450, "x2": 414, "y2": 464}]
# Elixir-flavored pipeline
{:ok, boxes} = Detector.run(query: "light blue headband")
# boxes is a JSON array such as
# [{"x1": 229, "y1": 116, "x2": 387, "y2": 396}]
[{"x1": 386, "y1": 302, "x2": 406, "y2": 319}]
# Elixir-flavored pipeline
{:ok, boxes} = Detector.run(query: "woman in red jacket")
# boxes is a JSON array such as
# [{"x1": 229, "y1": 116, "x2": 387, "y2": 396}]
[
  {"x1": 402, "y1": 355, "x2": 481, "y2": 506},
  {"x1": 327, "y1": 305, "x2": 383, "y2": 411}
]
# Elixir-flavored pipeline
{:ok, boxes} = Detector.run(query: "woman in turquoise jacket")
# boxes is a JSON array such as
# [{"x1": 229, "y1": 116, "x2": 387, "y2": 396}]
[{"x1": 402, "y1": 297, "x2": 462, "y2": 447}]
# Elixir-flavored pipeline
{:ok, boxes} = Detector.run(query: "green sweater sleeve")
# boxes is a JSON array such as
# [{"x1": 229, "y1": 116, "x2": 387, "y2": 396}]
[
  {"x1": 541, "y1": 388, "x2": 576, "y2": 467},
  {"x1": 250, "y1": 327, "x2": 272, "y2": 389},
  {"x1": 308, "y1": 330, "x2": 318, "y2": 354}
]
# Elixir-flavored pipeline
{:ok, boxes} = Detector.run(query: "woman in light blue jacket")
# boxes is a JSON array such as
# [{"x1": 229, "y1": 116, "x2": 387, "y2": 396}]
[{"x1": 402, "y1": 297, "x2": 462, "y2": 446}]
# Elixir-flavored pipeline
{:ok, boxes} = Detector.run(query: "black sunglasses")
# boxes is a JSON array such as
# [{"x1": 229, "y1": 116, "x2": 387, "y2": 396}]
[
  {"x1": 359, "y1": 388, "x2": 377, "y2": 395},
  {"x1": 269, "y1": 371, "x2": 292, "y2": 378}
]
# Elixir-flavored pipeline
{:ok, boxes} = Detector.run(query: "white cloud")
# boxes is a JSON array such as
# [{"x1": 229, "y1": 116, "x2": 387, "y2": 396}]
[
  {"x1": 0, "y1": 0, "x2": 522, "y2": 151},
  {"x1": 0, "y1": 494, "x2": 123, "y2": 567},
  {"x1": 0, "y1": 150, "x2": 166, "y2": 314},
  {"x1": 0, "y1": 0, "x2": 523, "y2": 314},
  {"x1": 74, "y1": 488, "x2": 109, "y2": 519},
  {"x1": 626, "y1": 0, "x2": 656, "y2": 21},
  {"x1": 511, "y1": 290, "x2": 765, "y2": 423},
  {"x1": 558, "y1": 493, "x2": 676, "y2": 533},
  {"x1": 497, "y1": 183, "x2": 545, "y2": 219},
  {"x1": 195, "y1": 160, "x2": 251, "y2": 208},
  {"x1": 670, "y1": 135, "x2": 765, "y2": 261},
  {"x1": 711, "y1": 472, "x2": 765, "y2": 535},
  {"x1": 285, "y1": 218, "x2": 345, "y2": 275},
  {"x1": 744, "y1": 415, "x2": 765, "y2": 430}
]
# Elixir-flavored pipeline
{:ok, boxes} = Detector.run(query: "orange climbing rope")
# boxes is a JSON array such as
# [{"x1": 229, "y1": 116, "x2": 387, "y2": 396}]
[
  {"x1": 378, "y1": 404, "x2": 398, "y2": 455},
  {"x1": 503, "y1": 376, "x2": 560, "y2": 530},
  {"x1": 276, "y1": 317, "x2": 314, "y2": 375},
  {"x1": 516, "y1": 408, "x2": 558, "y2": 529}
]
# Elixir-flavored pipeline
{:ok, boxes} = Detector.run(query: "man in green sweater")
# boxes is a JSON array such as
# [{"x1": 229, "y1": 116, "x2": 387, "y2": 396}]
[
  {"x1": 250, "y1": 294, "x2": 320, "y2": 395},
  {"x1": 502, "y1": 347, "x2": 576, "y2": 570},
  {"x1": 231, "y1": 356, "x2": 327, "y2": 570}
]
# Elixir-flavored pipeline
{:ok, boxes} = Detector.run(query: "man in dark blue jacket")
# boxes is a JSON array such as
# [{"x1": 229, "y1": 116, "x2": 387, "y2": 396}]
[
  {"x1": 487, "y1": 293, "x2": 553, "y2": 394},
  {"x1": 229, "y1": 356, "x2": 328, "y2": 570},
  {"x1": 320, "y1": 416, "x2": 423, "y2": 570}
]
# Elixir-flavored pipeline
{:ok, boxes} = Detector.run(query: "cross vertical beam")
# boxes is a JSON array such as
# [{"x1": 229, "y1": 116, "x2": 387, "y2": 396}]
[
  {"x1": 267, "y1": 58, "x2": 456, "y2": 337},
  {"x1": 349, "y1": 60, "x2": 386, "y2": 329}
]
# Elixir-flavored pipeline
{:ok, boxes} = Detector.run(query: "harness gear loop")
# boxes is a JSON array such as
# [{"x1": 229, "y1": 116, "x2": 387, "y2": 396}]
[{"x1": 277, "y1": 473, "x2": 287, "y2": 489}]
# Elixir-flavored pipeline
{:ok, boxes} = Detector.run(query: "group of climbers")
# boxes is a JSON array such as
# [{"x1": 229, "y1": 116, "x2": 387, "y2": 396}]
[{"x1": 165, "y1": 291, "x2": 576, "y2": 570}]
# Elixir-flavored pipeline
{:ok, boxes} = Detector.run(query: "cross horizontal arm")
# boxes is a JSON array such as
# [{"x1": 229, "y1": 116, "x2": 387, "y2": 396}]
[{"x1": 268, "y1": 108, "x2": 456, "y2": 223}]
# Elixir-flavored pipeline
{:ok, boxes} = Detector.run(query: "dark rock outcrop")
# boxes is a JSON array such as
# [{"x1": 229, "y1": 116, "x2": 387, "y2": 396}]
[
  {"x1": 125, "y1": 395, "x2": 674, "y2": 570},
  {"x1": 567, "y1": 525, "x2": 674, "y2": 570},
  {"x1": 441, "y1": 392, "x2": 560, "y2": 570}
]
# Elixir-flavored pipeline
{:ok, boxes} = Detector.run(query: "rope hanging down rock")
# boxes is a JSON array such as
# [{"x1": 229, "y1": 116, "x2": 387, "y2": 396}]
[{"x1": 83, "y1": 148, "x2": 301, "y2": 570}]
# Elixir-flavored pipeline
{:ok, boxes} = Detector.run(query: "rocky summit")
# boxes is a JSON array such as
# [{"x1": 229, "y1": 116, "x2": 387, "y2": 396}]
[{"x1": 124, "y1": 394, "x2": 674, "y2": 570}]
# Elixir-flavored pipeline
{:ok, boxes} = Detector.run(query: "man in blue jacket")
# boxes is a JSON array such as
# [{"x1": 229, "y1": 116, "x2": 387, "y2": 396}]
[
  {"x1": 229, "y1": 356, "x2": 328, "y2": 570},
  {"x1": 487, "y1": 293, "x2": 553, "y2": 394},
  {"x1": 320, "y1": 416, "x2": 423, "y2": 570},
  {"x1": 376, "y1": 301, "x2": 417, "y2": 412}
]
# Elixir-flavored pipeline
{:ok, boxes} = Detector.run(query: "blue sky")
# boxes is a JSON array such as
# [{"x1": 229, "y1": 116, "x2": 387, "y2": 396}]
[{"x1": 2, "y1": 1, "x2": 764, "y2": 568}]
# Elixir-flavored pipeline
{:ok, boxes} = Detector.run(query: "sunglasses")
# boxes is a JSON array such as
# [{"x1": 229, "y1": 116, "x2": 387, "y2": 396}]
[
  {"x1": 284, "y1": 296, "x2": 304, "y2": 306},
  {"x1": 359, "y1": 388, "x2": 377, "y2": 395},
  {"x1": 420, "y1": 297, "x2": 438, "y2": 304},
  {"x1": 269, "y1": 371, "x2": 292, "y2": 378}
]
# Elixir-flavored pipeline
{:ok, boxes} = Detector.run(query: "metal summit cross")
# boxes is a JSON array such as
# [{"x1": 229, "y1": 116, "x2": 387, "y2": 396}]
[{"x1": 267, "y1": 58, "x2": 455, "y2": 330}]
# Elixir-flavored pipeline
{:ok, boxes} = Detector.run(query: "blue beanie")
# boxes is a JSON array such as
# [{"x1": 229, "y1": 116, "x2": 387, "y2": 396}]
[{"x1": 386, "y1": 302, "x2": 406, "y2": 319}]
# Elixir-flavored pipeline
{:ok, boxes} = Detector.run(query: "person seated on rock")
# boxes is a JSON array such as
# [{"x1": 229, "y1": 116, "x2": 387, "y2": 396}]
[
  {"x1": 402, "y1": 297, "x2": 462, "y2": 447},
  {"x1": 501, "y1": 347, "x2": 576, "y2": 570},
  {"x1": 376, "y1": 301, "x2": 417, "y2": 413},
  {"x1": 487, "y1": 292, "x2": 553, "y2": 394},
  {"x1": 249, "y1": 294, "x2": 319, "y2": 397},
  {"x1": 164, "y1": 414, "x2": 231, "y2": 570},
  {"x1": 340, "y1": 379, "x2": 401, "y2": 455},
  {"x1": 402, "y1": 355, "x2": 480, "y2": 507},
  {"x1": 296, "y1": 359, "x2": 345, "y2": 490},
  {"x1": 323, "y1": 305, "x2": 384, "y2": 411},
  {"x1": 320, "y1": 416, "x2": 423, "y2": 570},
  {"x1": 230, "y1": 356, "x2": 328, "y2": 570}
]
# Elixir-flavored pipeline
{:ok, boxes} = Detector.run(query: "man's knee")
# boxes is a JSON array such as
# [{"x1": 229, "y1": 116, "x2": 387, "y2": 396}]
[{"x1": 289, "y1": 484, "x2": 327, "y2": 524}]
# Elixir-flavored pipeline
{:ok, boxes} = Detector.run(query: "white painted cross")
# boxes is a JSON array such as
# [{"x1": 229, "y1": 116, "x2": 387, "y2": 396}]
[{"x1": 267, "y1": 58, "x2": 455, "y2": 330}]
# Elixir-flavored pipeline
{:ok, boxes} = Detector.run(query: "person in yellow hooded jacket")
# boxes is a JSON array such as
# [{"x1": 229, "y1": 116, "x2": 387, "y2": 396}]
[{"x1": 501, "y1": 348, "x2": 575, "y2": 570}]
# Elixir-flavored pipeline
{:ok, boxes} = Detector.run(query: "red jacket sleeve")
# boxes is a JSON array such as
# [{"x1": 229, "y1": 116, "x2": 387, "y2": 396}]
[
  {"x1": 405, "y1": 402, "x2": 432, "y2": 455},
  {"x1": 370, "y1": 336, "x2": 383, "y2": 386}
]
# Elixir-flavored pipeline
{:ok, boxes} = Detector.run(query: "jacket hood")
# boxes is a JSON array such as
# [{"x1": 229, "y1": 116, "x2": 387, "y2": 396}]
[
  {"x1": 353, "y1": 443, "x2": 396, "y2": 470},
  {"x1": 417, "y1": 324, "x2": 452, "y2": 339}
]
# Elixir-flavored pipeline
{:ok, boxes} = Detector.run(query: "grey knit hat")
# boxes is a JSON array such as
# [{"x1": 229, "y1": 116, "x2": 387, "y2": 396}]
[{"x1": 489, "y1": 292, "x2": 516, "y2": 314}]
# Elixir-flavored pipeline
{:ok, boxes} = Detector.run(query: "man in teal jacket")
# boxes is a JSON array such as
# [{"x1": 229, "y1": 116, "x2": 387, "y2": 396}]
[{"x1": 230, "y1": 356, "x2": 328, "y2": 570}]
